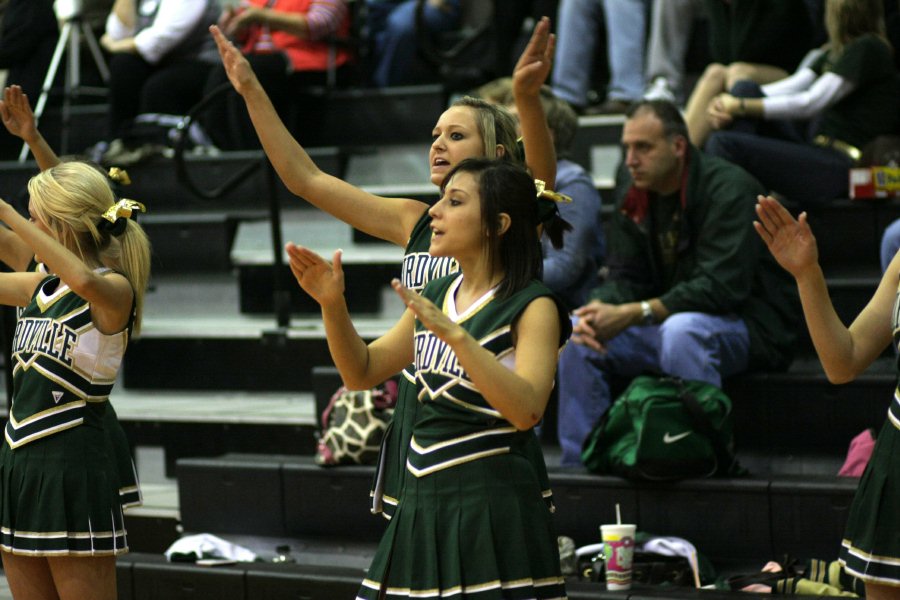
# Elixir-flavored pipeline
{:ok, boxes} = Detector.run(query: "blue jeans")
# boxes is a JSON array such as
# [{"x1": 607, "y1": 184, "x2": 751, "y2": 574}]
[
  {"x1": 556, "y1": 312, "x2": 750, "y2": 466},
  {"x1": 367, "y1": 0, "x2": 462, "y2": 87},
  {"x1": 552, "y1": 0, "x2": 647, "y2": 107},
  {"x1": 881, "y1": 218, "x2": 900, "y2": 272},
  {"x1": 705, "y1": 80, "x2": 852, "y2": 208}
]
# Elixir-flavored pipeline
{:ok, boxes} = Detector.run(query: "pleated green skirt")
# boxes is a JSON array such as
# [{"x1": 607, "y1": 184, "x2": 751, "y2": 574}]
[
  {"x1": 370, "y1": 373, "x2": 419, "y2": 520},
  {"x1": 0, "y1": 412, "x2": 130, "y2": 556},
  {"x1": 358, "y1": 452, "x2": 566, "y2": 599},
  {"x1": 838, "y1": 412, "x2": 900, "y2": 587},
  {"x1": 105, "y1": 402, "x2": 142, "y2": 509}
]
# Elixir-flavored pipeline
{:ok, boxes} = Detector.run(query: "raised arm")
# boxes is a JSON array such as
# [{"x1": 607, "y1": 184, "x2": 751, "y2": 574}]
[
  {"x1": 513, "y1": 17, "x2": 556, "y2": 190},
  {"x1": 210, "y1": 25, "x2": 427, "y2": 247},
  {"x1": 0, "y1": 200, "x2": 134, "y2": 333},
  {"x1": 287, "y1": 243, "x2": 413, "y2": 388},
  {"x1": 755, "y1": 195, "x2": 892, "y2": 383},
  {"x1": 0, "y1": 86, "x2": 59, "y2": 271},
  {"x1": 0, "y1": 86, "x2": 60, "y2": 171}
]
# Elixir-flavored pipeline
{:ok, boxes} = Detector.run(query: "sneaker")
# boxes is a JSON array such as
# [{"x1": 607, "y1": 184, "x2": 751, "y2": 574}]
[{"x1": 643, "y1": 77, "x2": 676, "y2": 103}]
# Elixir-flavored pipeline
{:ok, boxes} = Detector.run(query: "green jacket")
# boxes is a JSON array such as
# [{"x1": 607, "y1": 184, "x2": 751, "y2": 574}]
[{"x1": 591, "y1": 146, "x2": 798, "y2": 371}]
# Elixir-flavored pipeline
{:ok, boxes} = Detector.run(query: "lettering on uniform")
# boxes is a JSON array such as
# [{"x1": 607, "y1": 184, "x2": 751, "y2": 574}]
[
  {"x1": 414, "y1": 331, "x2": 463, "y2": 378},
  {"x1": 13, "y1": 317, "x2": 77, "y2": 365},
  {"x1": 401, "y1": 253, "x2": 457, "y2": 290}
]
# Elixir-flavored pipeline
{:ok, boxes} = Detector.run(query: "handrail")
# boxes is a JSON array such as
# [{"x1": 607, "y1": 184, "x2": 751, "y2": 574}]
[
  {"x1": 413, "y1": 0, "x2": 494, "y2": 68},
  {"x1": 171, "y1": 83, "x2": 291, "y2": 328},
  {"x1": 172, "y1": 82, "x2": 264, "y2": 200}
]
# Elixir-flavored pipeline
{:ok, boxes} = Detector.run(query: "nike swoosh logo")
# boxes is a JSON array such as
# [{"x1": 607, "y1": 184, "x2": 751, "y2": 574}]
[{"x1": 663, "y1": 431, "x2": 692, "y2": 444}]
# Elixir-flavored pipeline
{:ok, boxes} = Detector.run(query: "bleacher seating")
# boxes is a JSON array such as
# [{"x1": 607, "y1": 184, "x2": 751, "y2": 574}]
[{"x1": 1, "y1": 60, "x2": 897, "y2": 599}]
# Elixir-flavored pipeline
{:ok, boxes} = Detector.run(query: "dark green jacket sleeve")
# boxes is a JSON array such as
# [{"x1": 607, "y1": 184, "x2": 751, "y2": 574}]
[
  {"x1": 592, "y1": 148, "x2": 798, "y2": 370},
  {"x1": 657, "y1": 154, "x2": 765, "y2": 314}
]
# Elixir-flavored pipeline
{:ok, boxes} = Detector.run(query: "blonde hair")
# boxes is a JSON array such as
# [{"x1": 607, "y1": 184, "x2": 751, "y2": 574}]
[
  {"x1": 825, "y1": 0, "x2": 888, "y2": 56},
  {"x1": 27, "y1": 162, "x2": 152, "y2": 333},
  {"x1": 450, "y1": 96, "x2": 522, "y2": 163}
]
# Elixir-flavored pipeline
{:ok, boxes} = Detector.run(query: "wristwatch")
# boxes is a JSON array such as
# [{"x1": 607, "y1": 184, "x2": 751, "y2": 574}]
[{"x1": 640, "y1": 301, "x2": 654, "y2": 325}]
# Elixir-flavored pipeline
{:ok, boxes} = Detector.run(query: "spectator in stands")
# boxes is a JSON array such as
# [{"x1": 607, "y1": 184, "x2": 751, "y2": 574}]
[
  {"x1": 286, "y1": 158, "x2": 570, "y2": 600},
  {"x1": 365, "y1": 0, "x2": 461, "y2": 87},
  {"x1": 555, "y1": 100, "x2": 798, "y2": 467},
  {"x1": 552, "y1": 0, "x2": 649, "y2": 114},
  {"x1": 477, "y1": 77, "x2": 604, "y2": 310},
  {"x1": 0, "y1": 92, "x2": 151, "y2": 600},
  {"x1": 683, "y1": 0, "x2": 817, "y2": 147},
  {"x1": 101, "y1": 0, "x2": 220, "y2": 143},
  {"x1": 755, "y1": 194, "x2": 900, "y2": 600},
  {"x1": 704, "y1": 0, "x2": 900, "y2": 208},
  {"x1": 201, "y1": 0, "x2": 352, "y2": 149},
  {"x1": 210, "y1": 19, "x2": 558, "y2": 521},
  {"x1": 642, "y1": 0, "x2": 706, "y2": 105}
]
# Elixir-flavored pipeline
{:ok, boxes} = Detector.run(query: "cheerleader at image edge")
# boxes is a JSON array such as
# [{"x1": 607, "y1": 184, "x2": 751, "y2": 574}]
[
  {"x1": 756, "y1": 195, "x2": 900, "y2": 600},
  {"x1": 288, "y1": 157, "x2": 571, "y2": 600},
  {"x1": 0, "y1": 155, "x2": 150, "y2": 597}
]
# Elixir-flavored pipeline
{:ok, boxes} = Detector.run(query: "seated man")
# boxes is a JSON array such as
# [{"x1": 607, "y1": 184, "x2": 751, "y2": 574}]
[{"x1": 556, "y1": 100, "x2": 798, "y2": 467}]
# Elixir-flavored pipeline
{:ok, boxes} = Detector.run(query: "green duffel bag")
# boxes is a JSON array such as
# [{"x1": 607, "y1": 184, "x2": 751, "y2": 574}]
[{"x1": 581, "y1": 375, "x2": 746, "y2": 480}]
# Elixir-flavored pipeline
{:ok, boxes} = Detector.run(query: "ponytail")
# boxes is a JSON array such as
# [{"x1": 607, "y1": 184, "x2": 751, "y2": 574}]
[{"x1": 106, "y1": 220, "x2": 151, "y2": 334}]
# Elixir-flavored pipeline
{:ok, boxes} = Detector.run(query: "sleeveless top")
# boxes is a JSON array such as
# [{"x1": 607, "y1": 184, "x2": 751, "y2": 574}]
[
  {"x1": 407, "y1": 274, "x2": 570, "y2": 477},
  {"x1": 6, "y1": 270, "x2": 130, "y2": 449},
  {"x1": 891, "y1": 282, "x2": 900, "y2": 432}
]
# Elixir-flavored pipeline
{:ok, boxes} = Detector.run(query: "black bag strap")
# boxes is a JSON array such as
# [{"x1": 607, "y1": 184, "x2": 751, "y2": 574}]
[{"x1": 666, "y1": 377, "x2": 737, "y2": 475}]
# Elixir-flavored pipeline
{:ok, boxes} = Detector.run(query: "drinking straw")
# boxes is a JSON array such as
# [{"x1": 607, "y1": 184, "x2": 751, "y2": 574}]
[
  {"x1": 615, "y1": 503, "x2": 621, "y2": 525},
  {"x1": 691, "y1": 550, "x2": 701, "y2": 588}
]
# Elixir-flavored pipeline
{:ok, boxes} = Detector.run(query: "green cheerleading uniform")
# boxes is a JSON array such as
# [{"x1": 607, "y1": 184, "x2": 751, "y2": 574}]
[
  {"x1": 370, "y1": 213, "x2": 558, "y2": 522},
  {"x1": 27, "y1": 260, "x2": 141, "y2": 510},
  {"x1": 359, "y1": 274, "x2": 571, "y2": 600},
  {"x1": 0, "y1": 270, "x2": 132, "y2": 556},
  {"x1": 370, "y1": 212, "x2": 457, "y2": 519},
  {"x1": 838, "y1": 285, "x2": 900, "y2": 587}
]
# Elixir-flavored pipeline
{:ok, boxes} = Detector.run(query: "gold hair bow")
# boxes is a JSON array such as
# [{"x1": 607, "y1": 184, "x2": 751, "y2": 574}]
[
  {"x1": 534, "y1": 179, "x2": 572, "y2": 203},
  {"x1": 107, "y1": 168, "x2": 131, "y2": 186},
  {"x1": 100, "y1": 199, "x2": 146, "y2": 224}
]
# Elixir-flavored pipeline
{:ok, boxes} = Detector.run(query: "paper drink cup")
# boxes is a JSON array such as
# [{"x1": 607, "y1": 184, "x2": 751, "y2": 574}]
[{"x1": 600, "y1": 524, "x2": 636, "y2": 590}]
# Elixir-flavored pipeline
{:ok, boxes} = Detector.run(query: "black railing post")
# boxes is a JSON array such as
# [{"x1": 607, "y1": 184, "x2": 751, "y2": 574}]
[
  {"x1": 266, "y1": 162, "x2": 291, "y2": 329},
  {"x1": 173, "y1": 83, "x2": 292, "y2": 330}
]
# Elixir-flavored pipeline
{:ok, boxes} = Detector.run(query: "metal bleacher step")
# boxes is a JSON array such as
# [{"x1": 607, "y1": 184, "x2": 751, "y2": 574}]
[
  {"x1": 231, "y1": 209, "x2": 403, "y2": 314},
  {"x1": 116, "y1": 551, "x2": 366, "y2": 600},
  {"x1": 175, "y1": 452, "x2": 858, "y2": 569},
  {"x1": 113, "y1": 550, "x2": 770, "y2": 600},
  {"x1": 112, "y1": 380, "x2": 320, "y2": 477},
  {"x1": 123, "y1": 270, "x2": 400, "y2": 391}
]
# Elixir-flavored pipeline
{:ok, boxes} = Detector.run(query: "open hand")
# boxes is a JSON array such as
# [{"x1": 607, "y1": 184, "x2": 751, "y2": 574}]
[
  {"x1": 0, "y1": 86, "x2": 38, "y2": 142},
  {"x1": 754, "y1": 195, "x2": 818, "y2": 279},
  {"x1": 512, "y1": 16, "x2": 555, "y2": 100},
  {"x1": 286, "y1": 243, "x2": 345, "y2": 306},
  {"x1": 210, "y1": 25, "x2": 259, "y2": 96},
  {"x1": 391, "y1": 278, "x2": 464, "y2": 344}
]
